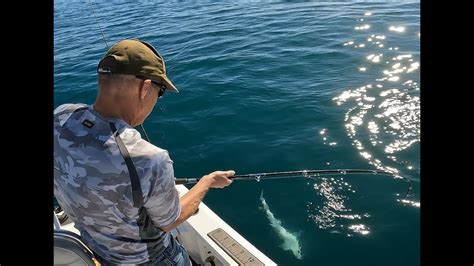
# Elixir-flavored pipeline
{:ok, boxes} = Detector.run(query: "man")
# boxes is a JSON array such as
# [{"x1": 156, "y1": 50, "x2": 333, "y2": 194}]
[{"x1": 54, "y1": 39, "x2": 234, "y2": 265}]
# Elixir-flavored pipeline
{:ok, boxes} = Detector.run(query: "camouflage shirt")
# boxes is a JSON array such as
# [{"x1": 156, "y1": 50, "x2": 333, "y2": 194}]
[{"x1": 54, "y1": 103, "x2": 181, "y2": 264}]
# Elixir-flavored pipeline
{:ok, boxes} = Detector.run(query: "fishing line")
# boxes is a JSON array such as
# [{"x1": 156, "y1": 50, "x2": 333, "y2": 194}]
[
  {"x1": 86, "y1": 1, "x2": 154, "y2": 143},
  {"x1": 140, "y1": 124, "x2": 152, "y2": 143},
  {"x1": 86, "y1": 0, "x2": 109, "y2": 49}
]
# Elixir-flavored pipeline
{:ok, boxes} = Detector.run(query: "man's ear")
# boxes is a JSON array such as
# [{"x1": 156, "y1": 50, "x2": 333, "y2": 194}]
[{"x1": 138, "y1": 79, "x2": 153, "y2": 100}]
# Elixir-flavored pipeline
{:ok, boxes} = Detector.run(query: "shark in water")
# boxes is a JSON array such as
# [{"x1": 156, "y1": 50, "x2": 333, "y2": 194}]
[{"x1": 259, "y1": 190, "x2": 302, "y2": 260}]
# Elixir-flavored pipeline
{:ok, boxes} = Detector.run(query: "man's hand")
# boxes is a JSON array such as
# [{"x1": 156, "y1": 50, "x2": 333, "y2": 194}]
[
  {"x1": 161, "y1": 170, "x2": 235, "y2": 232},
  {"x1": 203, "y1": 170, "x2": 235, "y2": 188}
]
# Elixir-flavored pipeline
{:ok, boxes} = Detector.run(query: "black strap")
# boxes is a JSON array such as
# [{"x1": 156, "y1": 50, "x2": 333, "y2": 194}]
[{"x1": 109, "y1": 123, "x2": 144, "y2": 208}]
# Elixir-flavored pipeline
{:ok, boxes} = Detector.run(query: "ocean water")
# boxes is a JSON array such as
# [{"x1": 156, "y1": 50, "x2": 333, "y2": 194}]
[{"x1": 54, "y1": 1, "x2": 420, "y2": 265}]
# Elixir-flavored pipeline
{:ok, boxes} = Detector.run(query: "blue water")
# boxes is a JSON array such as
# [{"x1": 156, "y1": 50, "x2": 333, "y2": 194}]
[{"x1": 54, "y1": 1, "x2": 420, "y2": 265}]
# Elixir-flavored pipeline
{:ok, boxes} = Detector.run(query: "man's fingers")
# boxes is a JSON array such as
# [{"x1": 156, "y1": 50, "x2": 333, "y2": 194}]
[{"x1": 224, "y1": 170, "x2": 235, "y2": 178}]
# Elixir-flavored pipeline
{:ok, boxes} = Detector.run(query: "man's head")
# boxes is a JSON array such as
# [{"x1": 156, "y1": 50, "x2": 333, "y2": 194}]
[
  {"x1": 95, "y1": 39, "x2": 178, "y2": 126},
  {"x1": 97, "y1": 39, "x2": 178, "y2": 93}
]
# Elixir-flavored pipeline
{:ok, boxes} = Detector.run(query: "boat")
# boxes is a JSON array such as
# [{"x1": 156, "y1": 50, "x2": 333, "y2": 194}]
[{"x1": 54, "y1": 184, "x2": 277, "y2": 265}]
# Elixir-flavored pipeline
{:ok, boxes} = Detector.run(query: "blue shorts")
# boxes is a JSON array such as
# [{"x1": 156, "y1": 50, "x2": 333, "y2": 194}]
[
  {"x1": 96, "y1": 237, "x2": 192, "y2": 266},
  {"x1": 145, "y1": 237, "x2": 192, "y2": 266}
]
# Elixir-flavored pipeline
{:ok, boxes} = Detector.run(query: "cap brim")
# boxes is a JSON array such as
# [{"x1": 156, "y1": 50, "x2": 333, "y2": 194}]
[{"x1": 161, "y1": 75, "x2": 179, "y2": 93}]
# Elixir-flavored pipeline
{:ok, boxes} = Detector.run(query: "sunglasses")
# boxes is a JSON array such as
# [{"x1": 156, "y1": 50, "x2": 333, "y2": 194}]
[{"x1": 135, "y1": 75, "x2": 166, "y2": 98}]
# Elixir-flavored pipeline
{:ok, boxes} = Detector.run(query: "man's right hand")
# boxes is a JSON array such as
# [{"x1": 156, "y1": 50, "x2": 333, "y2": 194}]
[
  {"x1": 203, "y1": 170, "x2": 235, "y2": 188},
  {"x1": 163, "y1": 169, "x2": 235, "y2": 232}
]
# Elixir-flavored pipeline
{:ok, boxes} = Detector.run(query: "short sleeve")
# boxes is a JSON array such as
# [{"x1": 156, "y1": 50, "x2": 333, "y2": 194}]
[{"x1": 143, "y1": 152, "x2": 181, "y2": 228}]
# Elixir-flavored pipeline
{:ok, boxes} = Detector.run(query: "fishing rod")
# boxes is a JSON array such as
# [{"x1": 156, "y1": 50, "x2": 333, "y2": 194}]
[
  {"x1": 175, "y1": 169, "x2": 413, "y2": 198},
  {"x1": 175, "y1": 169, "x2": 399, "y2": 184}
]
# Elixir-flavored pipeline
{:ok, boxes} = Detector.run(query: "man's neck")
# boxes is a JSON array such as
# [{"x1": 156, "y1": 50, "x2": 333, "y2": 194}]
[{"x1": 93, "y1": 99, "x2": 134, "y2": 126}]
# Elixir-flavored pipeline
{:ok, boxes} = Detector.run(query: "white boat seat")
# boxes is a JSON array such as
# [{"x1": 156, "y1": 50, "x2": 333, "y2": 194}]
[{"x1": 54, "y1": 229, "x2": 99, "y2": 266}]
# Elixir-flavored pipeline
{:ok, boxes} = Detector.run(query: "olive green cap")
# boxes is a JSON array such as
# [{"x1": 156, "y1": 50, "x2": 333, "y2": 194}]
[{"x1": 97, "y1": 39, "x2": 178, "y2": 93}]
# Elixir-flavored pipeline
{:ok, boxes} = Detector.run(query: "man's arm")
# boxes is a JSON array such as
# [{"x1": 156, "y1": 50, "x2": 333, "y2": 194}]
[{"x1": 161, "y1": 170, "x2": 234, "y2": 232}]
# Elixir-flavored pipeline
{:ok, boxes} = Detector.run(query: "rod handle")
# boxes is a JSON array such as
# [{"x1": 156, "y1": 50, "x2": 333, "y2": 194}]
[{"x1": 175, "y1": 175, "x2": 240, "y2": 185}]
